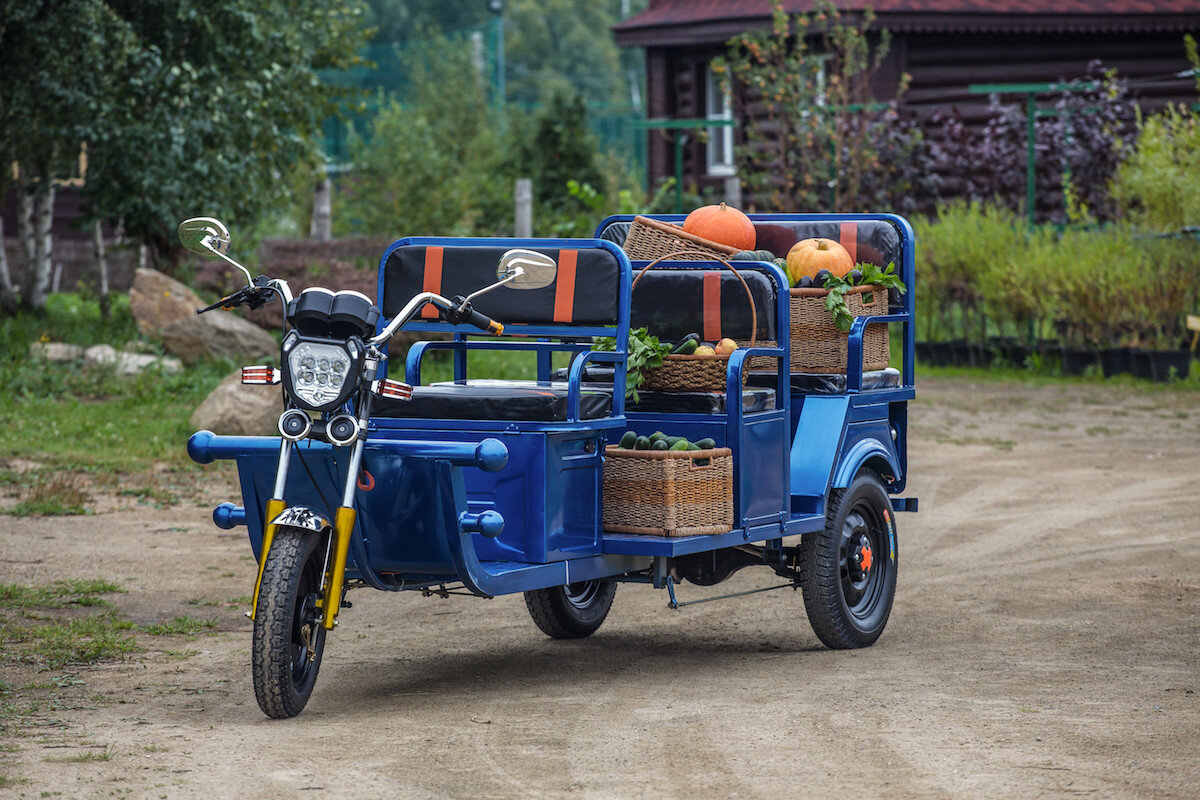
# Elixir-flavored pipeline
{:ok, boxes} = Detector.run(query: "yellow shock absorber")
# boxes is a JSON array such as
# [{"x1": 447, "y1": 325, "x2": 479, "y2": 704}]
[
  {"x1": 322, "y1": 506, "x2": 356, "y2": 630},
  {"x1": 249, "y1": 497, "x2": 288, "y2": 620}
]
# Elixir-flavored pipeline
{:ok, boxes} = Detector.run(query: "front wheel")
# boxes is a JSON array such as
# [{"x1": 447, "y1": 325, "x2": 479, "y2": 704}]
[
  {"x1": 797, "y1": 471, "x2": 898, "y2": 649},
  {"x1": 252, "y1": 527, "x2": 329, "y2": 718},
  {"x1": 524, "y1": 580, "x2": 616, "y2": 639}
]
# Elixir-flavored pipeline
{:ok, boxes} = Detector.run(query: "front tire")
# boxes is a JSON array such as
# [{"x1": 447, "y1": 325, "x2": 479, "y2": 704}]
[
  {"x1": 524, "y1": 580, "x2": 616, "y2": 639},
  {"x1": 798, "y1": 471, "x2": 897, "y2": 649},
  {"x1": 252, "y1": 527, "x2": 329, "y2": 718}
]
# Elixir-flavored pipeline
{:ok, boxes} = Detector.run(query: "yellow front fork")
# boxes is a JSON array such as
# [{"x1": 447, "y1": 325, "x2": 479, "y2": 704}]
[
  {"x1": 320, "y1": 507, "x2": 356, "y2": 630},
  {"x1": 248, "y1": 498, "x2": 288, "y2": 620}
]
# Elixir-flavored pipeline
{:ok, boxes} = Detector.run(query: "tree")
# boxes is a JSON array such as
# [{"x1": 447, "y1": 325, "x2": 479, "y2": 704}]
[
  {"x1": 0, "y1": 1, "x2": 126, "y2": 311},
  {"x1": 80, "y1": 0, "x2": 369, "y2": 268},
  {"x1": 712, "y1": 0, "x2": 933, "y2": 213}
]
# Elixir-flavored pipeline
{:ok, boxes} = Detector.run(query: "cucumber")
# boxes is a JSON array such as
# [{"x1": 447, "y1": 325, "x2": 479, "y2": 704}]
[
  {"x1": 669, "y1": 440, "x2": 690, "y2": 451},
  {"x1": 634, "y1": 436, "x2": 651, "y2": 450},
  {"x1": 651, "y1": 440, "x2": 669, "y2": 451},
  {"x1": 686, "y1": 443, "x2": 701, "y2": 451},
  {"x1": 618, "y1": 431, "x2": 637, "y2": 449},
  {"x1": 695, "y1": 437, "x2": 716, "y2": 450},
  {"x1": 672, "y1": 338, "x2": 698, "y2": 356},
  {"x1": 664, "y1": 436, "x2": 683, "y2": 447},
  {"x1": 649, "y1": 431, "x2": 666, "y2": 442}
]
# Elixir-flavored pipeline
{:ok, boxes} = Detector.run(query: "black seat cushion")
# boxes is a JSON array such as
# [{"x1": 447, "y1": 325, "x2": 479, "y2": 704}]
[
  {"x1": 548, "y1": 367, "x2": 775, "y2": 413},
  {"x1": 747, "y1": 367, "x2": 901, "y2": 394},
  {"x1": 372, "y1": 380, "x2": 613, "y2": 422}
]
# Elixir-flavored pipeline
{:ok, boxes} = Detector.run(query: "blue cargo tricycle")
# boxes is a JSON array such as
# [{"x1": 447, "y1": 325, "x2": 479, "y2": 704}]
[{"x1": 181, "y1": 212, "x2": 918, "y2": 718}]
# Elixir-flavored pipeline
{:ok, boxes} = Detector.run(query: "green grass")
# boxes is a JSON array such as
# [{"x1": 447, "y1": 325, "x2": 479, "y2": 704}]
[
  {"x1": 4, "y1": 473, "x2": 89, "y2": 517},
  {"x1": 0, "y1": 580, "x2": 139, "y2": 670},
  {"x1": 0, "y1": 293, "x2": 231, "y2": 473}
]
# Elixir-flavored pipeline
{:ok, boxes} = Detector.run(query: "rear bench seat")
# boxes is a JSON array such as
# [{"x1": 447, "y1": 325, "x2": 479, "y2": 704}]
[{"x1": 374, "y1": 239, "x2": 628, "y2": 423}]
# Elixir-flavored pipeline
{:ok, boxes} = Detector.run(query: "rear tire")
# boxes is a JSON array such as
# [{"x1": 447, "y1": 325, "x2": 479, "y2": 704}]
[
  {"x1": 524, "y1": 580, "x2": 616, "y2": 639},
  {"x1": 252, "y1": 527, "x2": 329, "y2": 718},
  {"x1": 798, "y1": 470, "x2": 897, "y2": 649}
]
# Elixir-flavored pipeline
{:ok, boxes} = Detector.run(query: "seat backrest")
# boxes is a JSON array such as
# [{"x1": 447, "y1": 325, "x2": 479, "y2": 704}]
[
  {"x1": 379, "y1": 239, "x2": 627, "y2": 332},
  {"x1": 629, "y1": 265, "x2": 777, "y2": 342},
  {"x1": 598, "y1": 216, "x2": 903, "y2": 269}
]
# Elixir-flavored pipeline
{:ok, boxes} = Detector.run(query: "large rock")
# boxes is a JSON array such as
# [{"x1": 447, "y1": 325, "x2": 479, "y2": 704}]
[
  {"x1": 83, "y1": 344, "x2": 182, "y2": 375},
  {"x1": 129, "y1": 268, "x2": 206, "y2": 334},
  {"x1": 190, "y1": 369, "x2": 282, "y2": 436},
  {"x1": 160, "y1": 310, "x2": 277, "y2": 365}
]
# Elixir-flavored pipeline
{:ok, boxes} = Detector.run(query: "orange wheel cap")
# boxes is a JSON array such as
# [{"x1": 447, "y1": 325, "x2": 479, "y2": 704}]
[{"x1": 860, "y1": 542, "x2": 873, "y2": 572}]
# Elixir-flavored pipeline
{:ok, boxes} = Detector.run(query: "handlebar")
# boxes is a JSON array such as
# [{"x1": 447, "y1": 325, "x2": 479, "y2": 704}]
[
  {"x1": 195, "y1": 277, "x2": 280, "y2": 315},
  {"x1": 453, "y1": 301, "x2": 504, "y2": 336}
]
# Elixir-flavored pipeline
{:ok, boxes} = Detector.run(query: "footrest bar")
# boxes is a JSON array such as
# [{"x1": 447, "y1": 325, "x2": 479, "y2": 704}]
[{"x1": 666, "y1": 576, "x2": 797, "y2": 609}]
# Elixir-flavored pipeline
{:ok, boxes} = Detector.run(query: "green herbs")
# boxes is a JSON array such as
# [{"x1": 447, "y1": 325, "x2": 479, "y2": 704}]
[
  {"x1": 592, "y1": 327, "x2": 671, "y2": 401},
  {"x1": 822, "y1": 262, "x2": 906, "y2": 332}
]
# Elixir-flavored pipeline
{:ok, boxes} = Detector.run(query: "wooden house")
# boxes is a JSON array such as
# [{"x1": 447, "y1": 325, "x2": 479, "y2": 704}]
[{"x1": 613, "y1": 0, "x2": 1200, "y2": 197}]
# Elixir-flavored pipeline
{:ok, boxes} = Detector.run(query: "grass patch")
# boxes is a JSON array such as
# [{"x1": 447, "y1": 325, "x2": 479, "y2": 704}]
[
  {"x1": 0, "y1": 580, "x2": 139, "y2": 670},
  {"x1": 141, "y1": 616, "x2": 217, "y2": 636},
  {"x1": 4, "y1": 473, "x2": 89, "y2": 517}
]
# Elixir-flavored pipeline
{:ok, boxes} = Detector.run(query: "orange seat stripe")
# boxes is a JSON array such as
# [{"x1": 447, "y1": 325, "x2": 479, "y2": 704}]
[
  {"x1": 554, "y1": 250, "x2": 578, "y2": 323},
  {"x1": 839, "y1": 222, "x2": 858, "y2": 263},
  {"x1": 703, "y1": 271, "x2": 722, "y2": 342},
  {"x1": 421, "y1": 246, "x2": 444, "y2": 320}
]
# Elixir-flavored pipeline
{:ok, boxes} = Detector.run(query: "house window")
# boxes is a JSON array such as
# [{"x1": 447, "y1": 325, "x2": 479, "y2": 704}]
[{"x1": 705, "y1": 66, "x2": 735, "y2": 176}]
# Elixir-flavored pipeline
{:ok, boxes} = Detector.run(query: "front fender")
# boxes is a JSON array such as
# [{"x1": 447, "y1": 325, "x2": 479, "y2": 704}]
[{"x1": 270, "y1": 506, "x2": 333, "y2": 535}]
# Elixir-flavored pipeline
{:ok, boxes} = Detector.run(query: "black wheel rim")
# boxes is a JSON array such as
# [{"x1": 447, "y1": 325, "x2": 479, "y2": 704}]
[
  {"x1": 838, "y1": 500, "x2": 888, "y2": 621},
  {"x1": 290, "y1": 550, "x2": 325, "y2": 689},
  {"x1": 563, "y1": 581, "x2": 601, "y2": 610}
]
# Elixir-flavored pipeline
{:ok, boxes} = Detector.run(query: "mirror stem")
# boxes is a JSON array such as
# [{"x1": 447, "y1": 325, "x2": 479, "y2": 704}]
[
  {"x1": 206, "y1": 240, "x2": 255, "y2": 287},
  {"x1": 461, "y1": 267, "x2": 523, "y2": 308}
]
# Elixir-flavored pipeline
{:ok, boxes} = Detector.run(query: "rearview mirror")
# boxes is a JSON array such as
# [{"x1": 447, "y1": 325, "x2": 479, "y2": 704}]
[
  {"x1": 178, "y1": 217, "x2": 232, "y2": 259},
  {"x1": 497, "y1": 249, "x2": 557, "y2": 290}
]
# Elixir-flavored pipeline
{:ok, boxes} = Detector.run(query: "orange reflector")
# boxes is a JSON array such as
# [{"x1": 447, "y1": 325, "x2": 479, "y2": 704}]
[
  {"x1": 241, "y1": 366, "x2": 280, "y2": 385},
  {"x1": 372, "y1": 379, "x2": 413, "y2": 400}
]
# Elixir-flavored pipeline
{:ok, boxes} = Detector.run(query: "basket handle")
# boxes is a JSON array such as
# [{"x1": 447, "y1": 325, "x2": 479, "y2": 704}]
[
  {"x1": 633, "y1": 251, "x2": 758, "y2": 349},
  {"x1": 687, "y1": 453, "x2": 716, "y2": 470}
]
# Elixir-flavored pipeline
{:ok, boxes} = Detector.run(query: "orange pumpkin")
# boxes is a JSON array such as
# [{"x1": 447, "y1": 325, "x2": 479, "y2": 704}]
[
  {"x1": 786, "y1": 238, "x2": 853, "y2": 285},
  {"x1": 682, "y1": 203, "x2": 756, "y2": 251}
]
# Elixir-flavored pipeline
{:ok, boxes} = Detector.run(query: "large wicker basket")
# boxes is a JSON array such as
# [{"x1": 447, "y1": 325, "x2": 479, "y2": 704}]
[
  {"x1": 634, "y1": 252, "x2": 770, "y2": 392},
  {"x1": 623, "y1": 215, "x2": 741, "y2": 261},
  {"x1": 789, "y1": 285, "x2": 890, "y2": 374},
  {"x1": 602, "y1": 446, "x2": 734, "y2": 536}
]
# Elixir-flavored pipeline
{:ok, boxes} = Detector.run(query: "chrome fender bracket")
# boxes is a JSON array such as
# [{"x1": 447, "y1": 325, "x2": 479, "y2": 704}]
[{"x1": 270, "y1": 506, "x2": 333, "y2": 535}]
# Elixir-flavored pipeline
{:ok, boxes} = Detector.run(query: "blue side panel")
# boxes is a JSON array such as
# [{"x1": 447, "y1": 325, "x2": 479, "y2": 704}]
[
  {"x1": 832, "y1": 423, "x2": 901, "y2": 489},
  {"x1": 790, "y1": 396, "x2": 850, "y2": 500}
]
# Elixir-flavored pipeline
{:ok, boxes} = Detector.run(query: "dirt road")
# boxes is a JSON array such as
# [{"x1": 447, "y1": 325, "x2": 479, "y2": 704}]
[{"x1": 2, "y1": 376, "x2": 1198, "y2": 799}]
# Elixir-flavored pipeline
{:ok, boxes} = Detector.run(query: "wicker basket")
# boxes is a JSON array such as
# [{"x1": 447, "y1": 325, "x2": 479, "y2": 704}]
[
  {"x1": 635, "y1": 252, "x2": 758, "y2": 392},
  {"x1": 789, "y1": 284, "x2": 890, "y2": 374},
  {"x1": 602, "y1": 446, "x2": 734, "y2": 536},
  {"x1": 623, "y1": 215, "x2": 741, "y2": 261}
]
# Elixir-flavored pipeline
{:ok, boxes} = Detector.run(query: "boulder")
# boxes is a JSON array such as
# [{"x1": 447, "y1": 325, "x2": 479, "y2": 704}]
[
  {"x1": 84, "y1": 344, "x2": 182, "y2": 375},
  {"x1": 29, "y1": 342, "x2": 84, "y2": 361},
  {"x1": 160, "y1": 310, "x2": 277, "y2": 365},
  {"x1": 129, "y1": 268, "x2": 206, "y2": 334},
  {"x1": 190, "y1": 369, "x2": 282, "y2": 436}
]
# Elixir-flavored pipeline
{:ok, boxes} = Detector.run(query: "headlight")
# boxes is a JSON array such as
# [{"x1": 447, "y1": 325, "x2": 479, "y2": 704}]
[{"x1": 281, "y1": 332, "x2": 363, "y2": 412}]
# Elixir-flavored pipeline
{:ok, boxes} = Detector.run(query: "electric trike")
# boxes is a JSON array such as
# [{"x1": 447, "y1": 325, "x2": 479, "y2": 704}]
[{"x1": 183, "y1": 212, "x2": 918, "y2": 719}]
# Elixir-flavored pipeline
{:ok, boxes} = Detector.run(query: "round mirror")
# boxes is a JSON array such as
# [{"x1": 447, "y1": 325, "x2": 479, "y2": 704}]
[
  {"x1": 497, "y1": 249, "x2": 557, "y2": 290},
  {"x1": 178, "y1": 217, "x2": 231, "y2": 259}
]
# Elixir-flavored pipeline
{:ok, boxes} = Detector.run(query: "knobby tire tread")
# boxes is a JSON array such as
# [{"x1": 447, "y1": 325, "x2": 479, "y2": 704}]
[{"x1": 252, "y1": 528, "x2": 324, "y2": 719}]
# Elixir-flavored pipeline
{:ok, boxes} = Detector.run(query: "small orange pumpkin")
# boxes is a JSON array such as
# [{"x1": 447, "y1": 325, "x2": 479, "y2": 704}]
[
  {"x1": 682, "y1": 203, "x2": 756, "y2": 251},
  {"x1": 786, "y1": 238, "x2": 853, "y2": 285}
]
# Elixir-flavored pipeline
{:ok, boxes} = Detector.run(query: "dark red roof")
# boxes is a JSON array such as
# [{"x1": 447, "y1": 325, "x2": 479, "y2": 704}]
[{"x1": 614, "y1": 0, "x2": 1200, "y2": 45}]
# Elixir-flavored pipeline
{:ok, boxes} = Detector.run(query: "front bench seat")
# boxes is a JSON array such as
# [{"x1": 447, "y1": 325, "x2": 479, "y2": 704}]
[{"x1": 372, "y1": 379, "x2": 613, "y2": 422}]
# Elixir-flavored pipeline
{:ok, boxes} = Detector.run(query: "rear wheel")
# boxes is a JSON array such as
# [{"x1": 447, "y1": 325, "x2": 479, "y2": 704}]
[
  {"x1": 252, "y1": 527, "x2": 329, "y2": 718},
  {"x1": 798, "y1": 471, "x2": 897, "y2": 649},
  {"x1": 524, "y1": 580, "x2": 616, "y2": 639}
]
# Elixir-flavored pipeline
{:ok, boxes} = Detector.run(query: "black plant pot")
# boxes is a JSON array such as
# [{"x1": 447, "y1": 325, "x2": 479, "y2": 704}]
[
  {"x1": 1132, "y1": 349, "x2": 1192, "y2": 382},
  {"x1": 915, "y1": 341, "x2": 934, "y2": 365},
  {"x1": 945, "y1": 340, "x2": 975, "y2": 367},
  {"x1": 925, "y1": 342, "x2": 950, "y2": 367},
  {"x1": 1099, "y1": 347, "x2": 1133, "y2": 378},
  {"x1": 1059, "y1": 346, "x2": 1099, "y2": 376}
]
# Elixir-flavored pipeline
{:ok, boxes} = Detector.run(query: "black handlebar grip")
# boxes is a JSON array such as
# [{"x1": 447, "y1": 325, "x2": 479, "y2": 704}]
[{"x1": 463, "y1": 306, "x2": 503, "y2": 336}]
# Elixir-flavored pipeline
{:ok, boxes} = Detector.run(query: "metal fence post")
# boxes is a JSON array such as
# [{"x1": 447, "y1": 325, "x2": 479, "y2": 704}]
[{"x1": 515, "y1": 178, "x2": 532, "y2": 237}]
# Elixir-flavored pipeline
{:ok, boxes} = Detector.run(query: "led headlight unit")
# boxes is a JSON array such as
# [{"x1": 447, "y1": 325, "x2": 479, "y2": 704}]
[{"x1": 280, "y1": 331, "x2": 364, "y2": 412}]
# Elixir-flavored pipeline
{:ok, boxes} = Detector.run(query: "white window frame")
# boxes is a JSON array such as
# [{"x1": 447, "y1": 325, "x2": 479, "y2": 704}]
[{"x1": 705, "y1": 66, "x2": 735, "y2": 177}]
